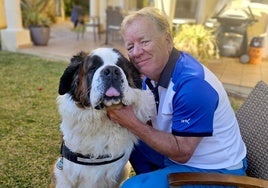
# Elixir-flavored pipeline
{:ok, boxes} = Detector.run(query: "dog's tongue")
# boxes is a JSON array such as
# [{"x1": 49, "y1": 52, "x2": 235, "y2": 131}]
[{"x1": 105, "y1": 87, "x2": 120, "y2": 97}]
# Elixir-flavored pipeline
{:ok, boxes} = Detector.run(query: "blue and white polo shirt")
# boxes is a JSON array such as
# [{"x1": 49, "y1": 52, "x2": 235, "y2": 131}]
[{"x1": 144, "y1": 48, "x2": 246, "y2": 170}]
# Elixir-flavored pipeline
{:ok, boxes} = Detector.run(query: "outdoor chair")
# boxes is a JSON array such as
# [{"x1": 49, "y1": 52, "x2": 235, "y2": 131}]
[
  {"x1": 74, "y1": 18, "x2": 85, "y2": 40},
  {"x1": 168, "y1": 80, "x2": 268, "y2": 188},
  {"x1": 86, "y1": 16, "x2": 101, "y2": 42},
  {"x1": 105, "y1": 6, "x2": 124, "y2": 45}
]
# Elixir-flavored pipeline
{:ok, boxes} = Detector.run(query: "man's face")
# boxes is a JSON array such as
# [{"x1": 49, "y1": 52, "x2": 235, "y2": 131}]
[{"x1": 123, "y1": 17, "x2": 172, "y2": 81}]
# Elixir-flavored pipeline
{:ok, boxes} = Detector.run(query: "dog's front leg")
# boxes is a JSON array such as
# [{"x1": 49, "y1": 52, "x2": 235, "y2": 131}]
[
  {"x1": 54, "y1": 170, "x2": 73, "y2": 188},
  {"x1": 53, "y1": 158, "x2": 74, "y2": 188}
]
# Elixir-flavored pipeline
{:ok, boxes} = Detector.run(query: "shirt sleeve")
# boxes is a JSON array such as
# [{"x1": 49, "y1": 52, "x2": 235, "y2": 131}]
[{"x1": 172, "y1": 78, "x2": 219, "y2": 137}]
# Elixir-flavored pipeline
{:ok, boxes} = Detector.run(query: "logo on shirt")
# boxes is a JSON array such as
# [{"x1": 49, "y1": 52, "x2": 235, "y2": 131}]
[{"x1": 181, "y1": 118, "x2": 190, "y2": 125}]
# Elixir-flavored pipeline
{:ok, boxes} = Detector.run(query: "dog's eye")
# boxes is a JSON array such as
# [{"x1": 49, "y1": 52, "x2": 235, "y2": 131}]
[
  {"x1": 86, "y1": 55, "x2": 103, "y2": 73},
  {"x1": 88, "y1": 65, "x2": 97, "y2": 72}
]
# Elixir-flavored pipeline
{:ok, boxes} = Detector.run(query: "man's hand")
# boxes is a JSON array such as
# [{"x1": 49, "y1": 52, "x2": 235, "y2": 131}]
[{"x1": 106, "y1": 105, "x2": 138, "y2": 129}]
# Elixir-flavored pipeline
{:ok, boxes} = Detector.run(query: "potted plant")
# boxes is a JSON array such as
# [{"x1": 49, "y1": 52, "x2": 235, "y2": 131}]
[
  {"x1": 173, "y1": 24, "x2": 219, "y2": 62},
  {"x1": 21, "y1": 0, "x2": 53, "y2": 46}
]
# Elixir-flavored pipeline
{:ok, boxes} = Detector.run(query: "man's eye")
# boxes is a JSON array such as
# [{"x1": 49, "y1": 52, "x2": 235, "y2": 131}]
[
  {"x1": 142, "y1": 40, "x2": 149, "y2": 46},
  {"x1": 127, "y1": 46, "x2": 133, "y2": 52}
]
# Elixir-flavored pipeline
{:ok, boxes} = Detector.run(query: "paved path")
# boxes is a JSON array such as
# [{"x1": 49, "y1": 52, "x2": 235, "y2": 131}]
[{"x1": 18, "y1": 21, "x2": 268, "y2": 98}]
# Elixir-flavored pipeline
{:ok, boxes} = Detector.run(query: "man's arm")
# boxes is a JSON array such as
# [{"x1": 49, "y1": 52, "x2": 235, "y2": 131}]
[{"x1": 106, "y1": 105, "x2": 202, "y2": 163}]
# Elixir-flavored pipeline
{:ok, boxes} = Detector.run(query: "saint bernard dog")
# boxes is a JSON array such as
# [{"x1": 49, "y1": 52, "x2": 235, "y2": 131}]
[{"x1": 52, "y1": 48, "x2": 156, "y2": 188}]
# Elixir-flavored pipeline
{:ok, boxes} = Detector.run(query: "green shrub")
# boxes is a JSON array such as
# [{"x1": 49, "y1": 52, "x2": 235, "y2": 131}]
[{"x1": 173, "y1": 24, "x2": 219, "y2": 61}]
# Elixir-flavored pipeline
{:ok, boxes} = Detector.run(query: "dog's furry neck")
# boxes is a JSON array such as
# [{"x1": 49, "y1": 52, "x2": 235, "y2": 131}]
[{"x1": 57, "y1": 94, "x2": 138, "y2": 156}]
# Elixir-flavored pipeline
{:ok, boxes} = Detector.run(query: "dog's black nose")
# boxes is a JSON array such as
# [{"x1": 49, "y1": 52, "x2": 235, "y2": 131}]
[{"x1": 102, "y1": 66, "x2": 122, "y2": 80}]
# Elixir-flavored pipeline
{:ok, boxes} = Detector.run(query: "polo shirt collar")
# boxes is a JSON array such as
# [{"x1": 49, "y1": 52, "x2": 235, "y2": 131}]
[{"x1": 158, "y1": 48, "x2": 180, "y2": 88}]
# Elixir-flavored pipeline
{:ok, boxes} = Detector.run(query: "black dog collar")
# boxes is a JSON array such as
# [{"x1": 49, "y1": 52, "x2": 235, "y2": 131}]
[{"x1": 61, "y1": 142, "x2": 125, "y2": 166}]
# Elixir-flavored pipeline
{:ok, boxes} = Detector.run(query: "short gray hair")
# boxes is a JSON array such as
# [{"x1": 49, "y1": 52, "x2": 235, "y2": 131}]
[{"x1": 121, "y1": 7, "x2": 172, "y2": 36}]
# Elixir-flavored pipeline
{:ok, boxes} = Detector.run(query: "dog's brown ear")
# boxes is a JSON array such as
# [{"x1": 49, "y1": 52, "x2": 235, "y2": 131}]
[
  {"x1": 127, "y1": 60, "x2": 142, "y2": 89},
  {"x1": 113, "y1": 49, "x2": 142, "y2": 89},
  {"x1": 58, "y1": 52, "x2": 87, "y2": 95}
]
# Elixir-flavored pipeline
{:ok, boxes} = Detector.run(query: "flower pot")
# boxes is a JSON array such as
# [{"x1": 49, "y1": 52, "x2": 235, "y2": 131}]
[{"x1": 29, "y1": 26, "x2": 50, "y2": 46}]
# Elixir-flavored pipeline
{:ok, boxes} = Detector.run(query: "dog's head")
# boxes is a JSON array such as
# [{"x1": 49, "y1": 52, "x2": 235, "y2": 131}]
[{"x1": 58, "y1": 48, "x2": 142, "y2": 109}]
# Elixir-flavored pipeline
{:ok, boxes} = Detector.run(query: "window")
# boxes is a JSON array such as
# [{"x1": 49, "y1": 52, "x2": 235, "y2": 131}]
[{"x1": 174, "y1": 0, "x2": 198, "y2": 19}]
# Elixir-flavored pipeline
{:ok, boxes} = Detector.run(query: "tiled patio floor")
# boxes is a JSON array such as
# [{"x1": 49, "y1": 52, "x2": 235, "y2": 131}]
[
  {"x1": 17, "y1": 21, "x2": 268, "y2": 98},
  {"x1": 206, "y1": 55, "x2": 268, "y2": 97}
]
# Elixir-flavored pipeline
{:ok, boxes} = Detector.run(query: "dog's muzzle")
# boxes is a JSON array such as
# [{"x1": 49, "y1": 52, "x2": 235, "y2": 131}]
[{"x1": 93, "y1": 66, "x2": 126, "y2": 110}]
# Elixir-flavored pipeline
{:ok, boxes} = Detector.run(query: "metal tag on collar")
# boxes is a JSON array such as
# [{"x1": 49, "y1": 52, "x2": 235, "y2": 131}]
[{"x1": 56, "y1": 157, "x2": 63, "y2": 170}]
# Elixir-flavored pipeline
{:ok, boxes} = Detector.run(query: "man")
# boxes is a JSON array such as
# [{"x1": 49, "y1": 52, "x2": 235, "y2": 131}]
[{"x1": 107, "y1": 7, "x2": 247, "y2": 188}]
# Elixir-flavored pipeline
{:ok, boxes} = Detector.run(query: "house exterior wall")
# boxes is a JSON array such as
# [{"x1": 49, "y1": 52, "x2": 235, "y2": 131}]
[{"x1": 1, "y1": 0, "x2": 31, "y2": 51}]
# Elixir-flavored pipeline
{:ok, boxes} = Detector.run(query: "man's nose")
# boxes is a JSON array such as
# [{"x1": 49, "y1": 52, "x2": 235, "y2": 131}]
[{"x1": 132, "y1": 44, "x2": 143, "y2": 57}]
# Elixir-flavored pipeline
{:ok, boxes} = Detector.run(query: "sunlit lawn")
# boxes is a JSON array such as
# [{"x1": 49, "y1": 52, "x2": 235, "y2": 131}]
[
  {"x1": 0, "y1": 51, "x2": 244, "y2": 187},
  {"x1": 0, "y1": 51, "x2": 67, "y2": 187}
]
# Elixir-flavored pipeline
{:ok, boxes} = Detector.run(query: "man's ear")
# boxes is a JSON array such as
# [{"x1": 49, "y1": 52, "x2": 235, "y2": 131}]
[{"x1": 165, "y1": 32, "x2": 173, "y2": 53}]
